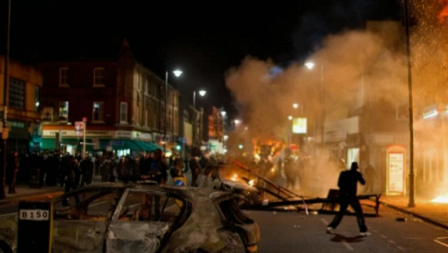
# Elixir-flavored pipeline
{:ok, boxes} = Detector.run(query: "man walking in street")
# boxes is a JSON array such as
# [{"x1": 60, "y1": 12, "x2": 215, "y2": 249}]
[{"x1": 327, "y1": 162, "x2": 370, "y2": 237}]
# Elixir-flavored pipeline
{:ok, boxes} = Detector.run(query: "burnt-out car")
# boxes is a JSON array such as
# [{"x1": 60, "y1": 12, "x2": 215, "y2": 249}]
[{"x1": 0, "y1": 182, "x2": 259, "y2": 253}]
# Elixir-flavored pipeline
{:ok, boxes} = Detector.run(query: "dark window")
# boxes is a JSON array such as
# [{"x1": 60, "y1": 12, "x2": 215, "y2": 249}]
[
  {"x1": 94, "y1": 68, "x2": 105, "y2": 86},
  {"x1": 54, "y1": 190, "x2": 119, "y2": 220},
  {"x1": 117, "y1": 191, "x2": 182, "y2": 222},
  {"x1": 59, "y1": 67, "x2": 69, "y2": 86},
  {"x1": 93, "y1": 102, "x2": 104, "y2": 122},
  {"x1": 9, "y1": 78, "x2": 25, "y2": 109}
]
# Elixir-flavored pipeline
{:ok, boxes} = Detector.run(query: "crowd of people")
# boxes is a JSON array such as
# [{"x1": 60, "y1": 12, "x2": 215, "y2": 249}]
[{"x1": 3, "y1": 147, "x2": 225, "y2": 195}]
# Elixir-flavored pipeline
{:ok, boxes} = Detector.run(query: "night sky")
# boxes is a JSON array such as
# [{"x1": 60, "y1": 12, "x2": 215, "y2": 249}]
[{"x1": 0, "y1": 0, "x2": 401, "y2": 119}]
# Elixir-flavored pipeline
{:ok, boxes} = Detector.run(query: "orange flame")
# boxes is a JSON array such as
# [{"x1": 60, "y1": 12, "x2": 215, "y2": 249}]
[
  {"x1": 252, "y1": 137, "x2": 285, "y2": 157},
  {"x1": 438, "y1": 0, "x2": 448, "y2": 23}
]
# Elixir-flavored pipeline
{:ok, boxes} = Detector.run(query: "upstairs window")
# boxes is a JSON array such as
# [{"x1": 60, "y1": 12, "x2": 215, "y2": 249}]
[
  {"x1": 94, "y1": 68, "x2": 105, "y2": 87},
  {"x1": 59, "y1": 101, "x2": 69, "y2": 121},
  {"x1": 59, "y1": 67, "x2": 69, "y2": 86},
  {"x1": 93, "y1": 102, "x2": 105, "y2": 122},
  {"x1": 9, "y1": 78, "x2": 25, "y2": 109},
  {"x1": 120, "y1": 102, "x2": 128, "y2": 123}
]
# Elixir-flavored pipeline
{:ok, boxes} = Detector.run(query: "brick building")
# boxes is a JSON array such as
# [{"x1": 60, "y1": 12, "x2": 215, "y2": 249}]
[{"x1": 36, "y1": 40, "x2": 179, "y2": 156}]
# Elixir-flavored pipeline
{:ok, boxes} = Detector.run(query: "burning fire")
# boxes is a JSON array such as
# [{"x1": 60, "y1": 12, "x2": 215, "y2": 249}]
[
  {"x1": 252, "y1": 137, "x2": 285, "y2": 158},
  {"x1": 431, "y1": 194, "x2": 448, "y2": 203},
  {"x1": 438, "y1": 0, "x2": 448, "y2": 23}
]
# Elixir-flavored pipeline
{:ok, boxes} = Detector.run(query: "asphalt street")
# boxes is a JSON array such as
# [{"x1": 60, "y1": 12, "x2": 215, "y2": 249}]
[
  {"x1": 0, "y1": 190, "x2": 447, "y2": 253},
  {"x1": 246, "y1": 206, "x2": 448, "y2": 253}
]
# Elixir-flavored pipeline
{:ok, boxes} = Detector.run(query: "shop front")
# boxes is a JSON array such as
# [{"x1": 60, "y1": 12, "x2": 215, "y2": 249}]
[{"x1": 41, "y1": 127, "x2": 164, "y2": 156}]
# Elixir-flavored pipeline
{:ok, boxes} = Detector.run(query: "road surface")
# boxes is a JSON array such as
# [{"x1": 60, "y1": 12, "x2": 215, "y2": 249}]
[
  {"x1": 0, "y1": 191, "x2": 447, "y2": 252},
  {"x1": 246, "y1": 206, "x2": 448, "y2": 253}
]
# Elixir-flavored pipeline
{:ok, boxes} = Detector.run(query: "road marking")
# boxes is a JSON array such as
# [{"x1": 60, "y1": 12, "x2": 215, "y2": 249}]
[
  {"x1": 401, "y1": 237, "x2": 421, "y2": 240},
  {"x1": 397, "y1": 246, "x2": 405, "y2": 251},
  {"x1": 388, "y1": 240, "x2": 396, "y2": 244},
  {"x1": 320, "y1": 218, "x2": 353, "y2": 251},
  {"x1": 380, "y1": 235, "x2": 387, "y2": 239},
  {"x1": 434, "y1": 237, "x2": 448, "y2": 248},
  {"x1": 340, "y1": 239, "x2": 354, "y2": 251}
]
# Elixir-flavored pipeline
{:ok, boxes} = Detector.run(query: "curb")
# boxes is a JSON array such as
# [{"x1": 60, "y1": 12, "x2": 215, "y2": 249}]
[
  {"x1": 0, "y1": 189, "x2": 64, "y2": 206},
  {"x1": 380, "y1": 201, "x2": 448, "y2": 231}
]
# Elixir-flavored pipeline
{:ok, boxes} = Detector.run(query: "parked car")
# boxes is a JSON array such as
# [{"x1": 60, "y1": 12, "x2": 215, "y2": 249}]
[{"x1": 0, "y1": 182, "x2": 260, "y2": 253}]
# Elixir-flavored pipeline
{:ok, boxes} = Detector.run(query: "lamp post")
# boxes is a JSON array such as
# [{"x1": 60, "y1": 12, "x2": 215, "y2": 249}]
[
  {"x1": 305, "y1": 61, "x2": 325, "y2": 145},
  {"x1": 192, "y1": 90, "x2": 206, "y2": 147},
  {"x1": 403, "y1": 0, "x2": 415, "y2": 208},
  {"x1": 164, "y1": 69, "x2": 182, "y2": 154},
  {"x1": 1, "y1": 0, "x2": 11, "y2": 199},
  {"x1": 193, "y1": 90, "x2": 206, "y2": 108}
]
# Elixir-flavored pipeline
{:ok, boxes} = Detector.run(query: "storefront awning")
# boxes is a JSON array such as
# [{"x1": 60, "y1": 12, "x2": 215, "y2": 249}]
[
  {"x1": 41, "y1": 138, "x2": 55, "y2": 150},
  {"x1": 100, "y1": 139, "x2": 144, "y2": 151},
  {"x1": 133, "y1": 140, "x2": 167, "y2": 152}
]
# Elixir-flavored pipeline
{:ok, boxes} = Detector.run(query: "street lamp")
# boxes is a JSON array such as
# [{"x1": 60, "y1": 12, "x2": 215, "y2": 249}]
[
  {"x1": 221, "y1": 111, "x2": 226, "y2": 117},
  {"x1": 288, "y1": 116, "x2": 293, "y2": 121},
  {"x1": 293, "y1": 103, "x2": 299, "y2": 109},
  {"x1": 305, "y1": 62, "x2": 315, "y2": 70},
  {"x1": 193, "y1": 89, "x2": 206, "y2": 108},
  {"x1": 305, "y1": 61, "x2": 325, "y2": 145},
  {"x1": 403, "y1": 0, "x2": 416, "y2": 208},
  {"x1": 164, "y1": 69, "x2": 183, "y2": 154},
  {"x1": 173, "y1": 70, "x2": 183, "y2": 77},
  {"x1": 234, "y1": 119, "x2": 240, "y2": 125}
]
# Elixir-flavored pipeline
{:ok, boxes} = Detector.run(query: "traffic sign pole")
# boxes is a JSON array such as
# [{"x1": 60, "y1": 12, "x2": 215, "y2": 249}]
[{"x1": 82, "y1": 117, "x2": 87, "y2": 159}]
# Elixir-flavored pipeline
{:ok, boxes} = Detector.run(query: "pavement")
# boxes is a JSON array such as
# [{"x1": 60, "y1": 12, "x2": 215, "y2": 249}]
[
  {"x1": 0, "y1": 184, "x2": 63, "y2": 205},
  {"x1": 378, "y1": 195, "x2": 448, "y2": 231}
]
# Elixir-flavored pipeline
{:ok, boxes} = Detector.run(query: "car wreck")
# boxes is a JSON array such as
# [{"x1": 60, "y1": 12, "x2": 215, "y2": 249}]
[{"x1": 0, "y1": 182, "x2": 260, "y2": 253}]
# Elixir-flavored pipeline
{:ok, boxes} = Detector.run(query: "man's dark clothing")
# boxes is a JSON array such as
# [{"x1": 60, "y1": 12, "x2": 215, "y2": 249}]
[
  {"x1": 63, "y1": 159, "x2": 79, "y2": 206},
  {"x1": 149, "y1": 159, "x2": 167, "y2": 183},
  {"x1": 338, "y1": 170, "x2": 365, "y2": 196},
  {"x1": 45, "y1": 155, "x2": 59, "y2": 186},
  {"x1": 199, "y1": 156, "x2": 210, "y2": 170},
  {"x1": 189, "y1": 158, "x2": 202, "y2": 186},
  {"x1": 283, "y1": 156, "x2": 296, "y2": 189},
  {"x1": 328, "y1": 169, "x2": 368, "y2": 233},
  {"x1": 80, "y1": 158, "x2": 94, "y2": 186}
]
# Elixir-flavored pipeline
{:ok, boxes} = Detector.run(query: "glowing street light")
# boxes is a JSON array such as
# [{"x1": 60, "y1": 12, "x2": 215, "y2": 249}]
[
  {"x1": 234, "y1": 119, "x2": 241, "y2": 125},
  {"x1": 193, "y1": 89, "x2": 207, "y2": 108},
  {"x1": 173, "y1": 70, "x2": 183, "y2": 77},
  {"x1": 288, "y1": 116, "x2": 293, "y2": 120},
  {"x1": 305, "y1": 62, "x2": 315, "y2": 70},
  {"x1": 293, "y1": 103, "x2": 299, "y2": 109},
  {"x1": 221, "y1": 111, "x2": 226, "y2": 117}
]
